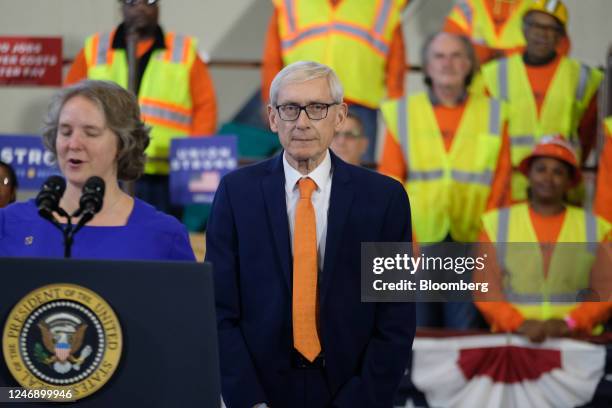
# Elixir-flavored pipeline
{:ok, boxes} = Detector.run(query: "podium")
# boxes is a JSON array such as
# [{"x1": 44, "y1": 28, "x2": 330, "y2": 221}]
[{"x1": 0, "y1": 258, "x2": 220, "y2": 407}]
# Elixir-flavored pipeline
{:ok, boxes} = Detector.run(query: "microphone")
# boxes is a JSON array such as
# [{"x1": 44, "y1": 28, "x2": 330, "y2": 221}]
[
  {"x1": 73, "y1": 176, "x2": 105, "y2": 222},
  {"x1": 35, "y1": 176, "x2": 66, "y2": 221}
]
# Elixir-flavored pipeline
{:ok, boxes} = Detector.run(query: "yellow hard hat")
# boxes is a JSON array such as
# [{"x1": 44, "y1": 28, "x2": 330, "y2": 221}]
[{"x1": 525, "y1": 0, "x2": 569, "y2": 29}]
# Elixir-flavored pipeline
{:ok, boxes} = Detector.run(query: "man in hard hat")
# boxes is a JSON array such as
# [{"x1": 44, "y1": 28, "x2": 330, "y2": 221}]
[
  {"x1": 480, "y1": 0, "x2": 602, "y2": 203},
  {"x1": 444, "y1": 0, "x2": 570, "y2": 64}
]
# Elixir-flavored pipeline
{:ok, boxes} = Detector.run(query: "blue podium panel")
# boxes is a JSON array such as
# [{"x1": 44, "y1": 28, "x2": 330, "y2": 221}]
[{"x1": 0, "y1": 258, "x2": 219, "y2": 407}]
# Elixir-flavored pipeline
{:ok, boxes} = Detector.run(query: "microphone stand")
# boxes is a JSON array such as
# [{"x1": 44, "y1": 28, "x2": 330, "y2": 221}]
[
  {"x1": 41, "y1": 207, "x2": 75, "y2": 258},
  {"x1": 42, "y1": 208, "x2": 96, "y2": 259},
  {"x1": 124, "y1": 27, "x2": 138, "y2": 198}
]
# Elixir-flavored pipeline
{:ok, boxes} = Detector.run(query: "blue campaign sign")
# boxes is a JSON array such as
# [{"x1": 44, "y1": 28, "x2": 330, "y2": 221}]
[
  {"x1": 0, "y1": 134, "x2": 59, "y2": 190},
  {"x1": 169, "y1": 136, "x2": 238, "y2": 205}
]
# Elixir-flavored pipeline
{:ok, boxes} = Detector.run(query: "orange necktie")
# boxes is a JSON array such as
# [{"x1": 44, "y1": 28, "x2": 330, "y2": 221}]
[{"x1": 292, "y1": 177, "x2": 321, "y2": 362}]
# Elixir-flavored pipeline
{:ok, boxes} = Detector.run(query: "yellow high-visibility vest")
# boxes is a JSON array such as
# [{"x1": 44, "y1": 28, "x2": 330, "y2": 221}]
[
  {"x1": 605, "y1": 117, "x2": 612, "y2": 136},
  {"x1": 381, "y1": 92, "x2": 504, "y2": 242},
  {"x1": 482, "y1": 203, "x2": 611, "y2": 320},
  {"x1": 273, "y1": 0, "x2": 405, "y2": 108},
  {"x1": 447, "y1": 0, "x2": 529, "y2": 50},
  {"x1": 482, "y1": 54, "x2": 603, "y2": 201},
  {"x1": 84, "y1": 31, "x2": 197, "y2": 175}
]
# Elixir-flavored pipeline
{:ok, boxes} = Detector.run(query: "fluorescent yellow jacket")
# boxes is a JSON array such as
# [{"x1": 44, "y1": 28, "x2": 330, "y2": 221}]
[
  {"x1": 84, "y1": 30, "x2": 197, "y2": 174},
  {"x1": 447, "y1": 0, "x2": 529, "y2": 49},
  {"x1": 482, "y1": 203, "x2": 611, "y2": 320},
  {"x1": 482, "y1": 54, "x2": 603, "y2": 200},
  {"x1": 381, "y1": 92, "x2": 504, "y2": 242},
  {"x1": 274, "y1": 0, "x2": 405, "y2": 108}
]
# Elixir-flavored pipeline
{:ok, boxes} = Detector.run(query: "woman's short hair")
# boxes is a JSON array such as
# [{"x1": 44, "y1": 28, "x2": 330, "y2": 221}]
[
  {"x1": 41, "y1": 80, "x2": 150, "y2": 181},
  {"x1": 421, "y1": 32, "x2": 478, "y2": 88},
  {"x1": 269, "y1": 61, "x2": 344, "y2": 106}
]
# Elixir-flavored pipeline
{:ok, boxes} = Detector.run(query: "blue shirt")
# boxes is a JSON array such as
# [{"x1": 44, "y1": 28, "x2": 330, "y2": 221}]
[{"x1": 0, "y1": 199, "x2": 195, "y2": 261}]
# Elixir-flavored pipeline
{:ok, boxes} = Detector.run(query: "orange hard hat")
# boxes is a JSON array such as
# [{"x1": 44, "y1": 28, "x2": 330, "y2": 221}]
[{"x1": 518, "y1": 135, "x2": 581, "y2": 186}]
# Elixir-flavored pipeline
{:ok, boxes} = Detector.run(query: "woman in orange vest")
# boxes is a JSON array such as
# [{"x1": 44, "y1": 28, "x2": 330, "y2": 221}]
[{"x1": 475, "y1": 136, "x2": 612, "y2": 342}]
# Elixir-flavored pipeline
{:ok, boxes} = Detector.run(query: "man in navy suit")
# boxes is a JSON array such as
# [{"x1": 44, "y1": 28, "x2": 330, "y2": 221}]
[{"x1": 206, "y1": 61, "x2": 415, "y2": 408}]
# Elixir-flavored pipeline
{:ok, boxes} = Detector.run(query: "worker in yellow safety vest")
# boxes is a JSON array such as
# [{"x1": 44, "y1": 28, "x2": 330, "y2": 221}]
[
  {"x1": 379, "y1": 31, "x2": 511, "y2": 329},
  {"x1": 444, "y1": 0, "x2": 532, "y2": 64},
  {"x1": 262, "y1": 0, "x2": 408, "y2": 164},
  {"x1": 480, "y1": 0, "x2": 602, "y2": 204},
  {"x1": 66, "y1": 0, "x2": 217, "y2": 216},
  {"x1": 476, "y1": 136, "x2": 612, "y2": 342}
]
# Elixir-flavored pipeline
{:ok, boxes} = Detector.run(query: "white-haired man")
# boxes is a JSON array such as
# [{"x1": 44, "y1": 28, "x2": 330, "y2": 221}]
[{"x1": 207, "y1": 61, "x2": 415, "y2": 408}]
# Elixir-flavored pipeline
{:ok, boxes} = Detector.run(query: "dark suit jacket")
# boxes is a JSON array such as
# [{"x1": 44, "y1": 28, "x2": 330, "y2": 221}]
[{"x1": 206, "y1": 151, "x2": 415, "y2": 408}]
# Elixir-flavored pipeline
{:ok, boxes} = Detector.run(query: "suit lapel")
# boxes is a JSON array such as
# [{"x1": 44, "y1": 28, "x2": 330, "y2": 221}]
[
  {"x1": 321, "y1": 152, "x2": 354, "y2": 305},
  {"x1": 261, "y1": 154, "x2": 292, "y2": 291}
]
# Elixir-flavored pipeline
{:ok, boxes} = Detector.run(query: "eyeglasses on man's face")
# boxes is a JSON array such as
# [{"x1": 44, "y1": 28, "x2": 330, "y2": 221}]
[
  {"x1": 276, "y1": 102, "x2": 339, "y2": 121},
  {"x1": 120, "y1": 0, "x2": 159, "y2": 6}
]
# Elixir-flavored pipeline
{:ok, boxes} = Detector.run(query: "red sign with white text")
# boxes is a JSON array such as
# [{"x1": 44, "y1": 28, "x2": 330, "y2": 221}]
[{"x1": 0, "y1": 37, "x2": 62, "y2": 86}]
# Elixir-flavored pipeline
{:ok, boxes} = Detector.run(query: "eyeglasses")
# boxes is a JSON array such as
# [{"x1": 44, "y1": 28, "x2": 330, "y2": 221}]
[
  {"x1": 1, "y1": 177, "x2": 12, "y2": 187},
  {"x1": 120, "y1": 0, "x2": 159, "y2": 6},
  {"x1": 276, "y1": 102, "x2": 339, "y2": 121}
]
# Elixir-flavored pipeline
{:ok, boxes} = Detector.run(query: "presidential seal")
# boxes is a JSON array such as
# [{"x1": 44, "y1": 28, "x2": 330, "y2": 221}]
[{"x1": 2, "y1": 284, "x2": 122, "y2": 400}]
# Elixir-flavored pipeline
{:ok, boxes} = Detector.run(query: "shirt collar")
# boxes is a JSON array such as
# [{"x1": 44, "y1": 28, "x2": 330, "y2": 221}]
[
  {"x1": 112, "y1": 23, "x2": 166, "y2": 50},
  {"x1": 427, "y1": 87, "x2": 468, "y2": 106},
  {"x1": 283, "y1": 149, "x2": 332, "y2": 194}
]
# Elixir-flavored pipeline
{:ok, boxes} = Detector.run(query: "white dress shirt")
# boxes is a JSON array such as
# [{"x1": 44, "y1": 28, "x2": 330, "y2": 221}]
[{"x1": 283, "y1": 150, "x2": 333, "y2": 272}]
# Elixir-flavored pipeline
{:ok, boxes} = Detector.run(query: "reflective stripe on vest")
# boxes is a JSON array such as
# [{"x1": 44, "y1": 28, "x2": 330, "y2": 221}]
[
  {"x1": 496, "y1": 205, "x2": 599, "y2": 254},
  {"x1": 374, "y1": 0, "x2": 394, "y2": 36},
  {"x1": 95, "y1": 32, "x2": 111, "y2": 66},
  {"x1": 140, "y1": 99, "x2": 192, "y2": 132},
  {"x1": 457, "y1": 1, "x2": 473, "y2": 26},
  {"x1": 497, "y1": 57, "x2": 508, "y2": 100},
  {"x1": 505, "y1": 293, "x2": 578, "y2": 303},
  {"x1": 281, "y1": 23, "x2": 389, "y2": 56},
  {"x1": 483, "y1": 204, "x2": 611, "y2": 318},
  {"x1": 397, "y1": 96, "x2": 409, "y2": 159},
  {"x1": 283, "y1": 0, "x2": 296, "y2": 34},
  {"x1": 449, "y1": 0, "x2": 528, "y2": 49},
  {"x1": 84, "y1": 31, "x2": 196, "y2": 174},
  {"x1": 382, "y1": 92, "x2": 503, "y2": 242},
  {"x1": 483, "y1": 55, "x2": 603, "y2": 201},
  {"x1": 275, "y1": 0, "x2": 403, "y2": 108},
  {"x1": 576, "y1": 63, "x2": 590, "y2": 101}
]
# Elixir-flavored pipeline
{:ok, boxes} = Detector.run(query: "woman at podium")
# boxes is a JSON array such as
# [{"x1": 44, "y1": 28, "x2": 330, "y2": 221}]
[{"x1": 0, "y1": 80, "x2": 195, "y2": 260}]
